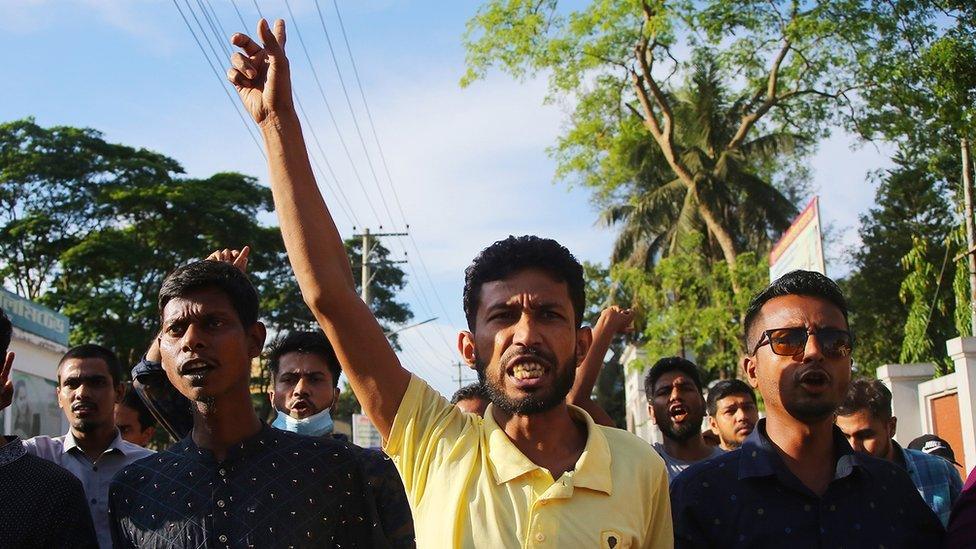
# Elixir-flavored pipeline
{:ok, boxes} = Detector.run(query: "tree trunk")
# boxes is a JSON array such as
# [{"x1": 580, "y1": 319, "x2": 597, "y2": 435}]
[
  {"x1": 961, "y1": 136, "x2": 976, "y2": 336},
  {"x1": 692, "y1": 189, "x2": 741, "y2": 295}
]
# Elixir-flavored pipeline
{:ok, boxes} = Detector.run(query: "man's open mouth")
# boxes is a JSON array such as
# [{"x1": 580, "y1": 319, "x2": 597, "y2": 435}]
[
  {"x1": 291, "y1": 400, "x2": 314, "y2": 415},
  {"x1": 179, "y1": 358, "x2": 216, "y2": 376},
  {"x1": 669, "y1": 403, "x2": 688, "y2": 423},
  {"x1": 72, "y1": 403, "x2": 97, "y2": 415},
  {"x1": 798, "y1": 369, "x2": 830, "y2": 388},
  {"x1": 511, "y1": 362, "x2": 545, "y2": 380}
]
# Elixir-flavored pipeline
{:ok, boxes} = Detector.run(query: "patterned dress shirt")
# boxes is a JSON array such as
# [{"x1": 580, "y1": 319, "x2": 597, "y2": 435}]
[
  {"x1": 0, "y1": 436, "x2": 98, "y2": 548},
  {"x1": 670, "y1": 419, "x2": 945, "y2": 548},
  {"x1": 330, "y1": 432, "x2": 415, "y2": 548},
  {"x1": 108, "y1": 423, "x2": 386, "y2": 548},
  {"x1": 23, "y1": 429, "x2": 153, "y2": 548},
  {"x1": 895, "y1": 441, "x2": 963, "y2": 526}
]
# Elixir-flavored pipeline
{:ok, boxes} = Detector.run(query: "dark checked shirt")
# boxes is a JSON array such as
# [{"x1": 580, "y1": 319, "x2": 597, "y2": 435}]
[
  {"x1": 330, "y1": 433, "x2": 415, "y2": 548},
  {"x1": 0, "y1": 436, "x2": 98, "y2": 548},
  {"x1": 108, "y1": 424, "x2": 386, "y2": 548},
  {"x1": 670, "y1": 419, "x2": 944, "y2": 548}
]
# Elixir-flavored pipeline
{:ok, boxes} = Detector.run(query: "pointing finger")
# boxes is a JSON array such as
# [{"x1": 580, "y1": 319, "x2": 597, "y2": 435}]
[
  {"x1": 273, "y1": 19, "x2": 286, "y2": 49},
  {"x1": 0, "y1": 352, "x2": 12, "y2": 383},
  {"x1": 258, "y1": 18, "x2": 285, "y2": 60}
]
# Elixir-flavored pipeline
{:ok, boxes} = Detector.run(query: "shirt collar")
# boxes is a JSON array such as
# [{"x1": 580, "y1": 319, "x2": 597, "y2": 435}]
[
  {"x1": 0, "y1": 436, "x2": 26, "y2": 467},
  {"x1": 184, "y1": 422, "x2": 276, "y2": 464},
  {"x1": 62, "y1": 428, "x2": 129, "y2": 456},
  {"x1": 738, "y1": 418, "x2": 863, "y2": 482},
  {"x1": 484, "y1": 403, "x2": 613, "y2": 495}
]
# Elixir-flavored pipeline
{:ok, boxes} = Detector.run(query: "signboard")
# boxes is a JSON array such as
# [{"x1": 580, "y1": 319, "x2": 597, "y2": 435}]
[
  {"x1": 352, "y1": 413, "x2": 383, "y2": 449},
  {"x1": 1, "y1": 370, "x2": 63, "y2": 438},
  {"x1": 769, "y1": 196, "x2": 826, "y2": 282},
  {"x1": 0, "y1": 288, "x2": 70, "y2": 346}
]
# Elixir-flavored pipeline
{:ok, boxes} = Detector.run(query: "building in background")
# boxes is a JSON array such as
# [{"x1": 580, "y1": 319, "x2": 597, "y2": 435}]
[{"x1": 0, "y1": 288, "x2": 70, "y2": 438}]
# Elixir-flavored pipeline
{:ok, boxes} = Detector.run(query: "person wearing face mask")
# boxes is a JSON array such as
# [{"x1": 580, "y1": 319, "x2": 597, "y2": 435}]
[{"x1": 267, "y1": 330, "x2": 415, "y2": 548}]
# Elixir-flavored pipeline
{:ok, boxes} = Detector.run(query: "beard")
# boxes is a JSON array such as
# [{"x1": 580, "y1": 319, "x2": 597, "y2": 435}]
[
  {"x1": 657, "y1": 412, "x2": 703, "y2": 442},
  {"x1": 72, "y1": 417, "x2": 101, "y2": 433},
  {"x1": 785, "y1": 398, "x2": 838, "y2": 423},
  {"x1": 476, "y1": 346, "x2": 576, "y2": 416}
]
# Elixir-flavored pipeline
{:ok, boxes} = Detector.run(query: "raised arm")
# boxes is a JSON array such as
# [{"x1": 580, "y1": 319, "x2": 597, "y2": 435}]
[
  {"x1": 227, "y1": 20, "x2": 409, "y2": 438},
  {"x1": 567, "y1": 306, "x2": 633, "y2": 427}
]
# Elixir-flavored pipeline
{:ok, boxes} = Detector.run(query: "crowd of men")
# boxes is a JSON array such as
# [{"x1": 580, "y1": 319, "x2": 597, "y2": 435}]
[{"x1": 2, "y1": 17, "x2": 976, "y2": 548}]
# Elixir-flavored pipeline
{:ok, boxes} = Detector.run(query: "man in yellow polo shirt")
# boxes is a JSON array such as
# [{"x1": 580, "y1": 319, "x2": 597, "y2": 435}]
[{"x1": 227, "y1": 18, "x2": 672, "y2": 548}]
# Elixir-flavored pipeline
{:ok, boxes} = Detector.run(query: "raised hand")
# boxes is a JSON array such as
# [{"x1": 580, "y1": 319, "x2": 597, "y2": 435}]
[
  {"x1": 206, "y1": 245, "x2": 251, "y2": 274},
  {"x1": 227, "y1": 19, "x2": 292, "y2": 126},
  {"x1": 0, "y1": 352, "x2": 14, "y2": 411},
  {"x1": 599, "y1": 306, "x2": 635, "y2": 336}
]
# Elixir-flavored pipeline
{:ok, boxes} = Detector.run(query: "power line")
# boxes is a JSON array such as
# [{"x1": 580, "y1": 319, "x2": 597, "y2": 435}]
[
  {"x1": 281, "y1": 0, "x2": 384, "y2": 227},
  {"x1": 221, "y1": 1, "x2": 359, "y2": 228},
  {"x1": 170, "y1": 0, "x2": 265, "y2": 158}
]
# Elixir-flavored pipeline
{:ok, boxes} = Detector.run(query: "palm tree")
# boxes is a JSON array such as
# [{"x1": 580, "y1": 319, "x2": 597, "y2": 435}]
[{"x1": 602, "y1": 51, "x2": 801, "y2": 273}]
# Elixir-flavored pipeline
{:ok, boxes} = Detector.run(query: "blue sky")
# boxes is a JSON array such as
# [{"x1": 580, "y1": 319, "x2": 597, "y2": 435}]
[{"x1": 1, "y1": 0, "x2": 891, "y2": 397}]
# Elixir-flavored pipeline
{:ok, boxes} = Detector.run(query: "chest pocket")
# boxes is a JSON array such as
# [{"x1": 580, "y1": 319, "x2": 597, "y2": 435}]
[{"x1": 601, "y1": 530, "x2": 632, "y2": 549}]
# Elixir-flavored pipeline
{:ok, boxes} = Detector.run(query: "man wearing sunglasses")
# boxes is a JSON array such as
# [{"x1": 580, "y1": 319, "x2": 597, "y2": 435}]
[{"x1": 670, "y1": 270, "x2": 944, "y2": 547}]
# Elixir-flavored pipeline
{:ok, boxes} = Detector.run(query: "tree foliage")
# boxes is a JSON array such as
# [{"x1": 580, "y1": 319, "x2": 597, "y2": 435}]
[
  {"x1": 0, "y1": 119, "x2": 411, "y2": 373},
  {"x1": 614, "y1": 233, "x2": 768, "y2": 381},
  {"x1": 842, "y1": 155, "x2": 957, "y2": 374},
  {"x1": 464, "y1": 0, "x2": 868, "y2": 291}
]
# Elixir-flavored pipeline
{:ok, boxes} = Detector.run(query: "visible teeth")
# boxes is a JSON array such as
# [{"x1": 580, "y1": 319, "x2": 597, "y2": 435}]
[{"x1": 512, "y1": 362, "x2": 544, "y2": 380}]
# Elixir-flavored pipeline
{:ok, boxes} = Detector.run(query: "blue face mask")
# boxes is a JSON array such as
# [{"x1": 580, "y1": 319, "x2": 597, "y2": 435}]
[
  {"x1": 272, "y1": 406, "x2": 334, "y2": 437},
  {"x1": 271, "y1": 395, "x2": 335, "y2": 437}
]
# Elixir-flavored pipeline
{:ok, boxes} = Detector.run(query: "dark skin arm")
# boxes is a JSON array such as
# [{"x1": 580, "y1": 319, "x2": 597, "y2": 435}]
[
  {"x1": 566, "y1": 306, "x2": 633, "y2": 427},
  {"x1": 227, "y1": 20, "x2": 409, "y2": 439}
]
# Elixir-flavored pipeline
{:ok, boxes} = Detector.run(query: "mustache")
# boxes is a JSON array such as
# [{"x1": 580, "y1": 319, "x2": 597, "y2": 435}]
[{"x1": 499, "y1": 346, "x2": 556, "y2": 369}]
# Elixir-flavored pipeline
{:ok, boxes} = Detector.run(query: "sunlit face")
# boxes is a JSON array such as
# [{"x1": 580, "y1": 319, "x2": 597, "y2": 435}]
[
  {"x1": 835, "y1": 409, "x2": 896, "y2": 460},
  {"x1": 57, "y1": 358, "x2": 122, "y2": 434},
  {"x1": 709, "y1": 393, "x2": 759, "y2": 450},
  {"x1": 649, "y1": 372, "x2": 705, "y2": 442},
  {"x1": 115, "y1": 403, "x2": 155, "y2": 447},
  {"x1": 158, "y1": 287, "x2": 265, "y2": 402},
  {"x1": 459, "y1": 268, "x2": 591, "y2": 417},
  {"x1": 269, "y1": 352, "x2": 338, "y2": 419},
  {"x1": 743, "y1": 295, "x2": 852, "y2": 425}
]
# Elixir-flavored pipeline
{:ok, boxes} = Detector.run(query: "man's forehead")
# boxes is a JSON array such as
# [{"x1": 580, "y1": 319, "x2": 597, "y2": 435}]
[
  {"x1": 756, "y1": 294, "x2": 847, "y2": 329},
  {"x1": 278, "y1": 353, "x2": 332, "y2": 375},
  {"x1": 478, "y1": 269, "x2": 570, "y2": 308},
  {"x1": 718, "y1": 394, "x2": 754, "y2": 406},
  {"x1": 162, "y1": 288, "x2": 236, "y2": 320},
  {"x1": 655, "y1": 371, "x2": 696, "y2": 390},
  {"x1": 60, "y1": 358, "x2": 110, "y2": 377}
]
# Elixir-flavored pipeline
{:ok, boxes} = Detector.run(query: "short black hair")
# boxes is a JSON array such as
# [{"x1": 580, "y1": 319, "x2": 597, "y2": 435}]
[
  {"x1": 266, "y1": 331, "x2": 341, "y2": 386},
  {"x1": 158, "y1": 260, "x2": 259, "y2": 327},
  {"x1": 836, "y1": 379, "x2": 892, "y2": 421},
  {"x1": 121, "y1": 385, "x2": 157, "y2": 430},
  {"x1": 643, "y1": 356, "x2": 704, "y2": 399},
  {"x1": 462, "y1": 235, "x2": 585, "y2": 330},
  {"x1": 59, "y1": 344, "x2": 123, "y2": 386},
  {"x1": 744, "y1": 270, "x2": 850, "y2": 351},
  {"x1": 451, "y1": 382, "x2": 488, "y2": 405},
  {"x1": 706, "y1": 379, "x2": 757, "y2": 416},
  {"x1": 0, "y1": 307, "x2": 11, "y2": 356}
]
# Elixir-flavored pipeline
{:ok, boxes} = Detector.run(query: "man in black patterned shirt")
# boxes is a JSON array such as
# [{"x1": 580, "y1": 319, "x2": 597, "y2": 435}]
[{"x1": 109, "y1": 260, "x2": 384, "y2": 548}]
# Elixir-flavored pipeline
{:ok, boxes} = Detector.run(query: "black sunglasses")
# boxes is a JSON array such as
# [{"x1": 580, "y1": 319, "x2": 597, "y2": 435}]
[{"x1": 751, "y1": 327, "x2": 854, "y2": 358}]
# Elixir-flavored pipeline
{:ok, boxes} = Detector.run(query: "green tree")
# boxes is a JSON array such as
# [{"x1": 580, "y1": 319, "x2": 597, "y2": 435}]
[
  {"x1": 842, "y1": 155, "x2": 957, "y2": 375},
  {"x1": 614, "y1": 233, "x2": 767, "y2": 380},
  {"x1": 0, "y1": 119, "x2": 412, "y2": 372},
  {"x1": 598, "y1": 54, "x2": 803, "y2": 272},
  {"x1": 464, "y1": 0, "x2": 869, "y2": 293}
]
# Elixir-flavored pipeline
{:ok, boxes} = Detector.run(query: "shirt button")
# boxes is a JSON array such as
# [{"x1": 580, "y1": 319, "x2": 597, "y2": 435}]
[
  {"x1": 217, "y1": 500, "x2": 226, "y2": 508},
  {"x1": 535, "y1": 533, "x2": 546, "y2": 542},
  {"x1": 218, "y1": 534, "x2": 228, "y2": 543},
  {"x1": 219, "y1": 468, "x2": 226, "y2": 476},
  {"x1": 90, "y1": 498, "x2": 97, "y2": 505},
  {"x1": 93, "y1": 466, "x2": 98, "y2": 471}
]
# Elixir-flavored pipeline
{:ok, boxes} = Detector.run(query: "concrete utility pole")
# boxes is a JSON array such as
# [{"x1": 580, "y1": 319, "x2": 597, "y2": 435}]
[
  {"x1": 452, "y1": 362, "x2": 477, "y2": 391},
  {"x1": 962, "y1": 138, "x2": 976, "y2": 336},
  {"x1": 354, "y1": 228, "x2": 408, "y2": 309}
]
